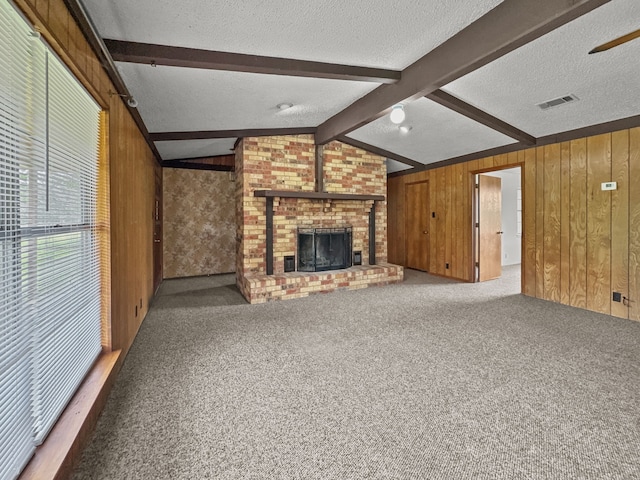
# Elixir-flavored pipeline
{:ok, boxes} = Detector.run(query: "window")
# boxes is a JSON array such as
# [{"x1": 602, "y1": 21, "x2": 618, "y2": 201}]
[{"x1": 0, "y1": 2, "x2": 103, "y2": 478}]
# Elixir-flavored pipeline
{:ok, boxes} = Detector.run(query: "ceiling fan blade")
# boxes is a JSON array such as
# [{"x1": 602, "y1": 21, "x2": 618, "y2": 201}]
[{"x1": 589, "y1": 28, "x2": 640, "y2": 54}]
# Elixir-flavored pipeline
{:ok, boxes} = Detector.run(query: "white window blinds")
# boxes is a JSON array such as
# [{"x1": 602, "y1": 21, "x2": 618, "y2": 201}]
[
  {"x1": 0, "y1": 3, "x2": 37, "y2": 478},
  {"x1": 0, "y1": 1, "x2": 103, "y2": 478}
]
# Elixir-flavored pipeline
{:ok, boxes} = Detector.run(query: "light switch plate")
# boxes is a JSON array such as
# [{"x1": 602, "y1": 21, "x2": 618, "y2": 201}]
[{"x1": 601, "y1": 182, "x2": 617, "y2": 191}]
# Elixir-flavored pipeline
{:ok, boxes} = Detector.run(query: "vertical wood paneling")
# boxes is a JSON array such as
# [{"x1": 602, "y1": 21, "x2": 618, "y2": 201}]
[
  {"x1": 468, "y1": 159, "x2": 482, "y2": 173},
  {"x1": 387, "y1": 177, "x2": 404, "y2": 265},
  {"x1": 611, "y1": 130, "x2": 629, "y2": 318},
  {"x1": 629, "y1": 128, "x2": 640, "y2": 321},
  {"x1": 34, "y1": 0, "x2": 48, "y2": 21},
  {"x1": 535, "y1": 147, "x2": 545, "y2": 298},
  {"x1": 560, "y1": 142, "x2": 571, "y2": 304},
  {"x1": 453, "y1": 162, "x2": 465, "y2": 279},
  {"x1": 569, "y1": 138, "x2": 588, "y2": 308},
  {"x1": 429, "y1": 170, "x2": 438, "y2": 273},
  {"x1": 386, "y1": 126, "x2": 637, "y2": 321},
  {"x1": 586, "y1": 134, "x2": 611, "y2": 315},
  {"x1": 523, "y1": 148, "x2": 536, "y2": 296},
  {"x1": 445, "y1": 167, "x2": 453, "y2": 276},
  {"x1": 48, "y1": 0, "x2": 69, "y2": 47},
  {"x1": 494, "y1": 153, "x2": 508, "y2": 168},
  {"x1": 66, "y1": 16, "x2": 83, "y2": 73},
  {"x1": 436, "y1": 168, "x2": 446, "y2": 275},
  {"x1": 543, "y1": 144, "x2": 561, "y2": 302}
]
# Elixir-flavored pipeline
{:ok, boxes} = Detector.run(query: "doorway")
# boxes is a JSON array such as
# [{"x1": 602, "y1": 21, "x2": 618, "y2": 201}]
[
  {"x1": 405, "y1": 180, "x2": 430, "y2": 271},
  {"x1": 474, "y1": 166, "x2": 522, "y2": 283}
]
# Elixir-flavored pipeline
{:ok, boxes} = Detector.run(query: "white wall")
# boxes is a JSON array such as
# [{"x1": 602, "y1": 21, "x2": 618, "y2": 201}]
[{"x1": 485, "y1": 168, "x2": 521, "y2": 266}]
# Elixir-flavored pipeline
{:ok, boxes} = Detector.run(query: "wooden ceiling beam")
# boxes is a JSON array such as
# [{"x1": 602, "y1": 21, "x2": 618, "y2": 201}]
[
  {"x1": 388, "y1": 113, "x2": 640, "y2": 178},
  {"x1": 150, "y1": 127, "x2": 316, "y2": 142},
  {"x1": 160, "y1": 160, "x2": 233, "y2": 171},
  {"x1": 426, "y1": 90, "x2": 537, "y2": 145},
  {"x1": 315, "y1": 0, "x2": 610, "y2": 144},
  {"x1": 387, "y1": 142, "x2": 526, "y2": 178},
  {"x1": 105, "y1": 39, "x2": 401, "y2": 84},
  {"x1": 170, "y1": 154, "x2": 235, "y2": 166},
  {"x1": 160, "y1": 155, "x2": 235, "y2": 171},
  {"x1": 337, "y1": 136, "x2": 423, "y2": 168}
]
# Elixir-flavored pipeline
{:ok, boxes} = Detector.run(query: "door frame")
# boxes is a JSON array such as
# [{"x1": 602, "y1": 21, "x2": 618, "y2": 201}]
[{"x1": 470, "y1": 163, "x2": 524, "y2": 287}]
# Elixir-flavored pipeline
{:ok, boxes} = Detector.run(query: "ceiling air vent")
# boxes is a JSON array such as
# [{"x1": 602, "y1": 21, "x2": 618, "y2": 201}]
[{"x1": 537, "y1": 94, "x2": 579, "y2": 110}]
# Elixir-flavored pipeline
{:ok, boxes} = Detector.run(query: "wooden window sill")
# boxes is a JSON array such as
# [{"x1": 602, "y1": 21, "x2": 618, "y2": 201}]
[{"x1": 19, "y1": 350, "x2": 122, "y2": 480}]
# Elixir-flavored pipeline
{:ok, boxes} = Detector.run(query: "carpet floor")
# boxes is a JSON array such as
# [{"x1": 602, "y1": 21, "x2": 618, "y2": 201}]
[{"x1": 72, "y1": 266, "x2": 640, "y2": 479}]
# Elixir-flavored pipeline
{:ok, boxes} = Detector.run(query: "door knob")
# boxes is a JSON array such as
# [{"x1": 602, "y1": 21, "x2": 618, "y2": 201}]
[
  {"x1": 497, "y1": 231, "x2": 504, "y2": 235},
  {"x1": 423, "y1": 230, "x2": 428, "y2": 234},
  {"x1": 154, "y1": 239, "x2": 160, "y2": 243}
]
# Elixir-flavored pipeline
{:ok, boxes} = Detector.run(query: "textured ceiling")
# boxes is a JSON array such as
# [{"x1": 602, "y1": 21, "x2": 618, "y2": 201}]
[
  {"x1": 386, "y1": 160, "x2": 412, "y2": 174},
  {"x1": 79, "y1": 0, "x2": 640, "y2": 168},
  {"x1": 83, "y1": 0, "x2": 502, "y2": 69},
  {"x1": 116, "y1": 63, "x2": 377, "y2": 132},
  {"x1": 444, "y1": 0, "x2": 640, "y2": 137},
  {"x1": 155, "y1": 138, "x2": 236, "y2": 161},
  {"x1": 348, "y1": 98, "x2": 515, "y2": 165}
]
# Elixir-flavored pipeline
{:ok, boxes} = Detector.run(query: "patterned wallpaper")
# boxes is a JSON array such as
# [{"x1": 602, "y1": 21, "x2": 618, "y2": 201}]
[{"x1": 163, "y1": 168, "x2": 236, "y2": 278}]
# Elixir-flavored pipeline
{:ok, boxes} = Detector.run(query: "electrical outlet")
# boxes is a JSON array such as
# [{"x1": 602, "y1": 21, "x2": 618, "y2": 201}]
[
  {"x1": 601, "y1": 182, "x2": 617, "y2": 191},
  {"x1": 445, "y1": 263, "x2": 449, "y2": 269},
  {"x1": 613, "y1": 292, "x2": 622, "y2": 302}
]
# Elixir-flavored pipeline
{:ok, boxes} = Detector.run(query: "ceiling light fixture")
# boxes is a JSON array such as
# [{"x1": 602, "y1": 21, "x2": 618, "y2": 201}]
[
  {"x1": 277, "y1": 103, "x2": 293, "y2": 110},
  {"x1": 389, "y1": 104, "x2": 405, "y2": 124}
]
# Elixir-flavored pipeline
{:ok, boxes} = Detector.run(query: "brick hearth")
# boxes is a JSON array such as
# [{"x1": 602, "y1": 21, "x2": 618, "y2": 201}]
[
  {"x1": 235, "y1": 134, "x2": 403, "y2": 303},
  {"x1": 241, "y1": 263, "x2": 403, "y2": 304}
]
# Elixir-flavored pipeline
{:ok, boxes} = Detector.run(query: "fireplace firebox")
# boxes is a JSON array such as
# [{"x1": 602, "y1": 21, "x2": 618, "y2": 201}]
[{"x1": 298, "y1": 227, "x2": 352, "y2": 272}]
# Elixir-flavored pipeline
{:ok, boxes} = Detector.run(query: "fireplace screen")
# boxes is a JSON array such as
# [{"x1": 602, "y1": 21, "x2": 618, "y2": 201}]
[{"x1": 298, "y1": 227, "x2": 352, "y2": 272}]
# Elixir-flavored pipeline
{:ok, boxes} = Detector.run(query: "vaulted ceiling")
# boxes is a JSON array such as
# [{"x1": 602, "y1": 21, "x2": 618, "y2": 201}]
[{"x1": 76, "y1": 0, "x2": 640, "y2": 175}]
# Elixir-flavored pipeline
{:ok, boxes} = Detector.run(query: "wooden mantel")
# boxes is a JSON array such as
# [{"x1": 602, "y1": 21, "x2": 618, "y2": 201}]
[{"x1": 253, "y1": 190, "x2": 385, "y2": 201}]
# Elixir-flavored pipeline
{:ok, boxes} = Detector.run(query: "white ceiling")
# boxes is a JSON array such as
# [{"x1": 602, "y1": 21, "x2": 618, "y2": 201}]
[
  {"x1": 444, "y1": 0, "x2": 640, "y2": 138},
  {"x1": 483, "y1": 166, "x2": 521, "y2": 179},
  {"x1": 84, "y1": 0, "x2": 502, "y2": 69},
  {"x1": 155, "y1": 138, "x2": 236, "y2": 161},
  {"x1": 80, "y1": 0, "x2": 640, "y2": 168},
  {"x1": 347, "y1": 98, "x2": 516, "y2": 165},
  {"x1": 386, "y1": 160, "x2": 412, "y2": 175},
  {"x1": 117, "y1": 63, "x2": 378, "y2": 132}
]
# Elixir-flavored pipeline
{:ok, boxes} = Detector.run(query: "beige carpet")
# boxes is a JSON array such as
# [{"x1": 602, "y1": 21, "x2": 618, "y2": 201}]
[{"x1": 72, "y1": 266, "x2": 640, "y2": 479}]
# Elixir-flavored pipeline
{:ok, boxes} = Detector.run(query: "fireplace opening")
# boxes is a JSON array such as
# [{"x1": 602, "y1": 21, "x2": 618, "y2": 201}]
[{"x1": 298, "y1": 227, "x2": 352, "y2": 272}]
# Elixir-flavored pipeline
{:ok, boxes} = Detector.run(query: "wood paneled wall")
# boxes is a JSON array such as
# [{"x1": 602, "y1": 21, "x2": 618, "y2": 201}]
[
  {"x1": 109, "y1": 99, "x2": 157, "y2": 351},
  {"x1": 16, "y1": 0, "x2": 160, "y2": 351},
  {"x1": 388, "y1": 128, "x2": 640, "y2": 321}
]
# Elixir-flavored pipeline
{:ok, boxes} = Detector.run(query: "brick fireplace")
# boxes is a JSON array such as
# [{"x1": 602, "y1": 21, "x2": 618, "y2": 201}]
[{"x1": 235, "y1": 134, "x2": 403, "y2": 303}]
